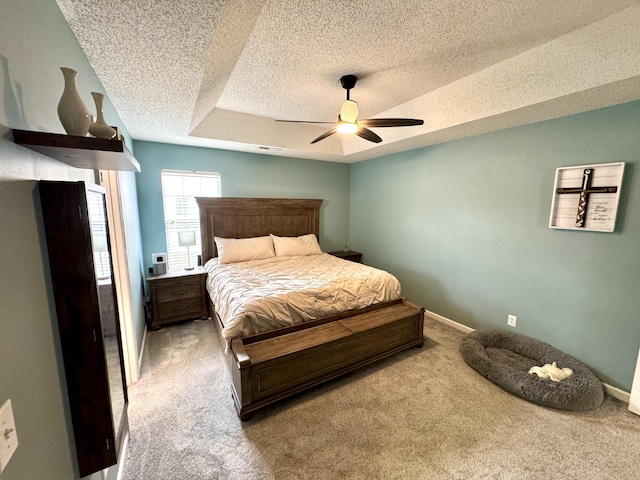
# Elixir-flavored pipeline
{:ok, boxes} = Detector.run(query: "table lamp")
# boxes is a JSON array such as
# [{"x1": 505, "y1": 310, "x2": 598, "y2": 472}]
[{"x1": 178, "y1": 231, "x2": 196, "y2": 270}]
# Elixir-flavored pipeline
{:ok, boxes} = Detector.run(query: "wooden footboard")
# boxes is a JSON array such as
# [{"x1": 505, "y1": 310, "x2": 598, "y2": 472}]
[{"x1": 211, "y1": 298, "x2": 425, "y2": 420}]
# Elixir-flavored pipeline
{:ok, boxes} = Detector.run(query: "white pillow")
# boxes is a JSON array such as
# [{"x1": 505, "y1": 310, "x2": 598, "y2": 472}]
[
  {"x1": 271, "y1": 234, "x2": 322, "y2": 257},
  {"x1": 214, "y1": 236, "x2": 275, "y2": 264}
]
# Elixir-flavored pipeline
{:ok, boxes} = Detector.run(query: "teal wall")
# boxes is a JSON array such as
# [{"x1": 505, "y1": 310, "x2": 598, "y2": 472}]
[
  {"x1": 133, "y1": 141, "x2": 351, "y2": 271},
  {"x1": 350, "y1": 101, "x2": 640, "y2": 391}
]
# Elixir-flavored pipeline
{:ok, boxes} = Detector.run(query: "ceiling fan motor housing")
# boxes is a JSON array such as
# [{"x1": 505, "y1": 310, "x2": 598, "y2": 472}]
[{"x1": 340, "y1": 74, "x2": 357, "y2": 90}]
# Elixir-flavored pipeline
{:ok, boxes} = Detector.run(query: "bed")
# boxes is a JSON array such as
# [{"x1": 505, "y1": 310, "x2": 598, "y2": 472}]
[{"x1": 197, "y1": 197, "x2": 425, "y2": 419}]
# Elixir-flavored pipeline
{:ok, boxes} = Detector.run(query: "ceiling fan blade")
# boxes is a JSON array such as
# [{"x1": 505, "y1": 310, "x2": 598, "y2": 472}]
[
  {"x1": 310, "y1": 128, "x2": 338, "y2": 144},
  {"x1": 276, "y1": 120, "x2": 336, "y2": 125},
  {"x1": 358, "y1": 118, "x2": 424, "y2": 128},
  {"x1": 355, "y1": 127, "x2": 382, "y2": 143}
]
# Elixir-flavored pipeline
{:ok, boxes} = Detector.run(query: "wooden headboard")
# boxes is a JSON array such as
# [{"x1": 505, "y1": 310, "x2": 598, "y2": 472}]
[{"x1": 196, "y1": 197, "x2": 323, "y2": 264}]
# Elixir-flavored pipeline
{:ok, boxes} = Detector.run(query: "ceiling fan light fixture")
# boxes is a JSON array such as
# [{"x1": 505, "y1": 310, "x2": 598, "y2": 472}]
[
  {"x1": 339, "y1": 99, "x2": 359, "y2": 123},
  {"x1": 278, "y1": 74, "x2": 424, "y2": 145},
  {"x1": 337, "y1": 122, "x2": 358, "y2": 134}
]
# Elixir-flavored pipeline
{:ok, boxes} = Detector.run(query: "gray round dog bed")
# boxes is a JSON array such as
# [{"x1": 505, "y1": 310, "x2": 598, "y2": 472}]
[{"x1": 460, "y1": 330, "x2": 604, "y2": 410}]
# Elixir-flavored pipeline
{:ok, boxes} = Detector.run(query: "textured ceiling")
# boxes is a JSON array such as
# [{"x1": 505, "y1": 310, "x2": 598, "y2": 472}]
[{"x1": 57, "y1": 0, "x2": 640, "y2": 163}]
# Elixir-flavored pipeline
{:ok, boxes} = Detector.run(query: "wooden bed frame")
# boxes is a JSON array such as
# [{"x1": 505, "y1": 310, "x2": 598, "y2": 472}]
[{"x1": 196, "y1": 197, "x2": 425, "y2": 419}]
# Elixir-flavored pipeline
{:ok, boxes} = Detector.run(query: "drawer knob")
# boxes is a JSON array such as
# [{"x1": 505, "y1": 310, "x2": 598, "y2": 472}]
[
  {"x1": 172, "y1": 290, "x2": 187, "y2": 295},
  {"x1": 174, "y1": 306, "x2": 189, "y2": 311}
]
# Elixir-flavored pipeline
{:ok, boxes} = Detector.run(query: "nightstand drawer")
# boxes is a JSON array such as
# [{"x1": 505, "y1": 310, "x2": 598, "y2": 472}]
[
  {"x1": 156, "y1": 284, "x2": 201, "y2": 303},
  {"x1": 157, "y1": 298, "x2": 203, "y2": 321},
  {"x1": 154, "y1": 275, "x2": 201, "y2": 288}
]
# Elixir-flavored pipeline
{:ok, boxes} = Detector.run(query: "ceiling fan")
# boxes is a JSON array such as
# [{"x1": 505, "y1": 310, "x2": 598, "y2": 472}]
[{"x1": 277, "y1": 74, "x2": 424, "y2": 144}]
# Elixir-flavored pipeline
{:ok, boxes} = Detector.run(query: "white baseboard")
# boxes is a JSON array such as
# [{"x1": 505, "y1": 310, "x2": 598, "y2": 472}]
[
  {"x1": 604, "y1": 384, "x2": 631, "y2": 404},
  {"x1": 425, "y1": 309, "x2": 630, "y2": 404},
  {"x1": 138, "y1": 325, "x2": 147, "y2": 373},
  {"x1": 116, "y1": 432, "x2": 129, "y2": 480},
  {"x1": 424, "y1": 309, "x2": 474, "y2": 333}
]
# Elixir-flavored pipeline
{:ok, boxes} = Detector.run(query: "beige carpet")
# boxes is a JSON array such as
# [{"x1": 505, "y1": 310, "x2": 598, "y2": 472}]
[{"x1": 122, "y1": 317, "x2": 639, "y2": 479}]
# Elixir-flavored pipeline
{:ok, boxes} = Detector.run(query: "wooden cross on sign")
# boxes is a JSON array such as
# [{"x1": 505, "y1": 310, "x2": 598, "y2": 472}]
[{"x1": 556, "y1": 168, "x2": 618, "y2": 228}]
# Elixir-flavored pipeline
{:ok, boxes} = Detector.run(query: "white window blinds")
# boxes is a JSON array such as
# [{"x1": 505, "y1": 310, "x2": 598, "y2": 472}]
[
  {"x1": 161, "y1": 170, "x2": 221, "y2": 271},
  {"x1": 87, "y1": 190, "x2": 111, "y2": 281}
]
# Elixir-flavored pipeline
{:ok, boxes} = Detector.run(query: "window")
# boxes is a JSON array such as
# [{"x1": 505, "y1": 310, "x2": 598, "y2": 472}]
[
  {"x1": 161, "y1": 170, "x2": 221, "y2": 270},
  {"x1": 87, "y1": 190, "x2": 111, "y2": 280}
]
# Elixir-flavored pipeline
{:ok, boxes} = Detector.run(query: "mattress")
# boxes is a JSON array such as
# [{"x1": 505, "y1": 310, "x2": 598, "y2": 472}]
[{"x1": 205, "y1": 253, "x2": 401, "y2": 343}]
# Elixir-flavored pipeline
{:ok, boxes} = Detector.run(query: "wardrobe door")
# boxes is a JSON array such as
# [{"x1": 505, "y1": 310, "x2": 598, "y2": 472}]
[{"x1": 40, "y1": 180, "x2": 128, "y2": 477}]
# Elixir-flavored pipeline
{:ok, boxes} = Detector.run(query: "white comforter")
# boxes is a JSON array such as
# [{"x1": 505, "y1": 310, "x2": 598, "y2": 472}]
[{"x1": 205, "y1": 253, "x2": 401, "y2": 344}]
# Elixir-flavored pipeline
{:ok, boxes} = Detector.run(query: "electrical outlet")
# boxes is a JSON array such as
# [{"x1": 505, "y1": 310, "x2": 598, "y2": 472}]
[
  {"x1": 507, "y1": 314, "x2": 517, "y2": 327},
  {"x1": 0, "y1": 399, "x2": 19, "y2": 473}
]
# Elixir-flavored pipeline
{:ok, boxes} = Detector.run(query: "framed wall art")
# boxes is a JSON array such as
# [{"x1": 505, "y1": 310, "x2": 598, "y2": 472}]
[{"x1": 548, "y1": 162, "x2": 625, "y2": 232}]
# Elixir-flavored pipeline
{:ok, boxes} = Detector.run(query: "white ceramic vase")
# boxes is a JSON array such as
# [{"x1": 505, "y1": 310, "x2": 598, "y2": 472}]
[
  {"x1": 88, "y1": 92, "x2": 116, "y2": 139},
  {"x1": 57, "y1": 67, "x2": 92, "y2": 136}
]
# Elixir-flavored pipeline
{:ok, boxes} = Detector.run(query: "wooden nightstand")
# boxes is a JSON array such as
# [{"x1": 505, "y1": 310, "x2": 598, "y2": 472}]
[
  {"x1": 328, "y1": 250, "x2": 363, "y2": 263},
  {"x1": 147, "y1": 266, "x2": 208, "y2": 329}
]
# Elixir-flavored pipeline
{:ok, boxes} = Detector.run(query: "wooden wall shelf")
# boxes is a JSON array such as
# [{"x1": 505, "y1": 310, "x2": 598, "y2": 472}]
[{"x1": 12, "y1": 129, "x2": 140, "y2": 172}]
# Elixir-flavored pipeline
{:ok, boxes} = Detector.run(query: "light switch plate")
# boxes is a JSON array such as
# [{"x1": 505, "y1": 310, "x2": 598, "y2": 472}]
[{"x1": 0, "y1": 399, "x2": 19, "y2": 473}]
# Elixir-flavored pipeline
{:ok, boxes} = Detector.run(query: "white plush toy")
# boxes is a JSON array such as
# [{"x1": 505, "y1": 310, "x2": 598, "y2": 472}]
[{"x1": 528, "y1": 362, "x2": 573, "y2": 382}]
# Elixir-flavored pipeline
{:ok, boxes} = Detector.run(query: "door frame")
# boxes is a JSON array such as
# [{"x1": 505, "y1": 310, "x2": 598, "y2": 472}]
[{"x1": 101, "y1": 170, "x2": 140, "y2": 385}]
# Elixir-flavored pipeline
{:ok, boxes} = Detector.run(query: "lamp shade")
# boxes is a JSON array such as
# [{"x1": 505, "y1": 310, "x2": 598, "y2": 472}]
[
  {"x1": 178, "y1": 231, "x2": 196, "y2": 247},
  {"x1": 339, "y1": 99, "x2": 358, "y2": 123}
]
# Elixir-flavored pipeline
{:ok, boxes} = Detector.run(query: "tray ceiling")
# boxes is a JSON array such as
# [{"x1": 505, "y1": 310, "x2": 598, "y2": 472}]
[{"x1": 57, "y1": 0, "x2": 640, "y2": 163}]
